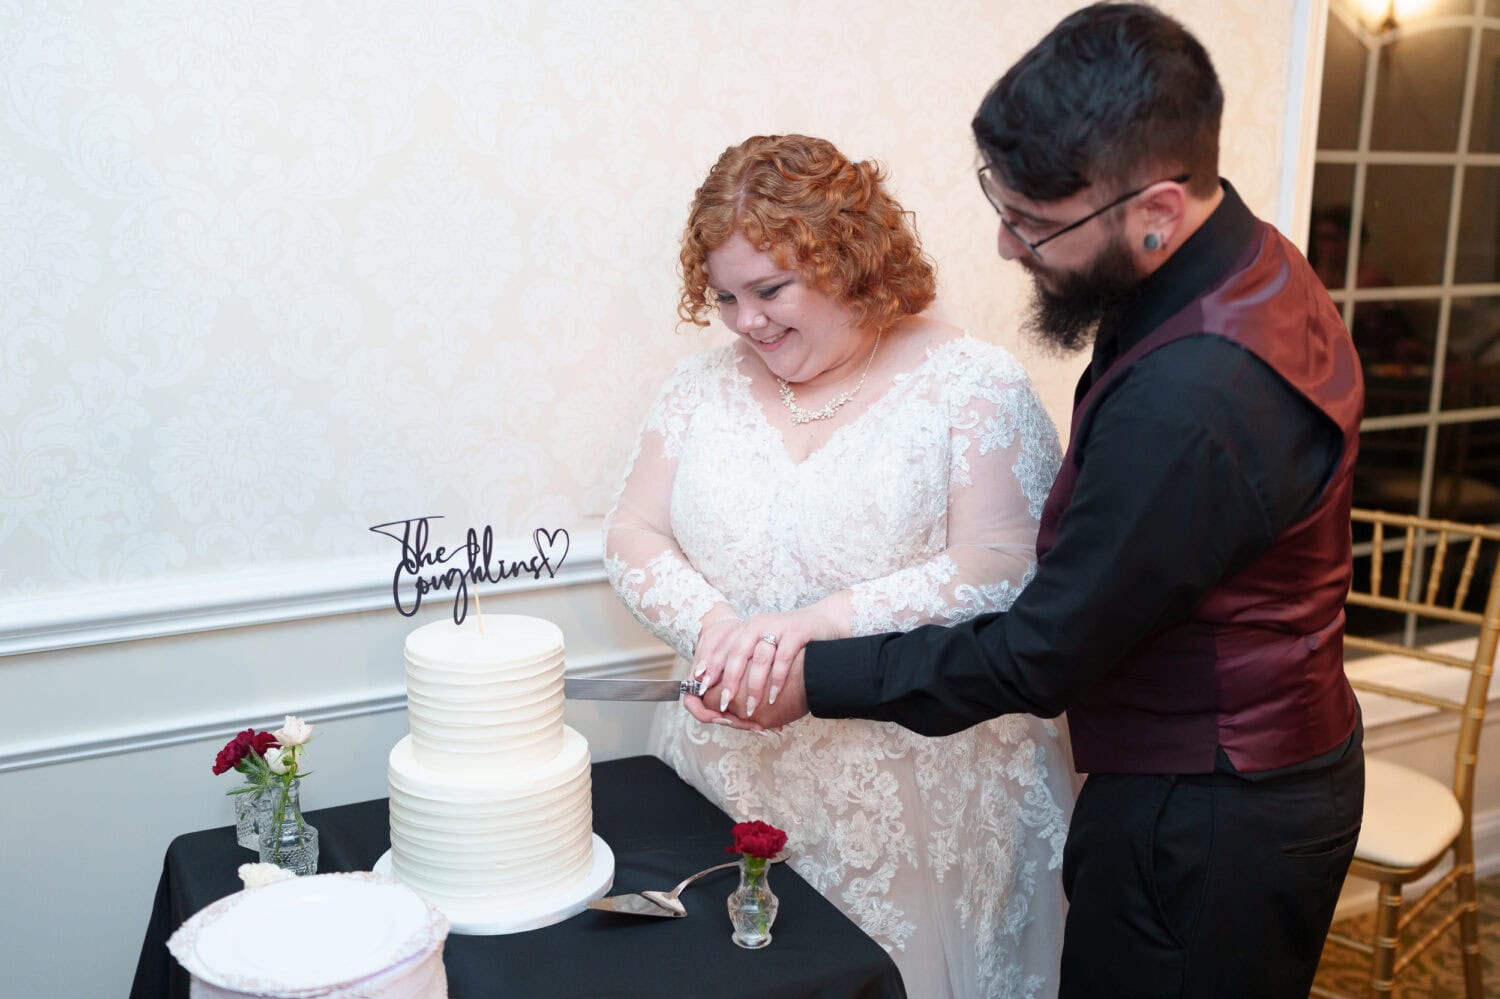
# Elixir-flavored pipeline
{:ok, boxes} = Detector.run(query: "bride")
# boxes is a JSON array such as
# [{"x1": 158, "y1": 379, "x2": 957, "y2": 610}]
[{"x1": 605, "y1": 134, "x2": 1073, "y2": 999}]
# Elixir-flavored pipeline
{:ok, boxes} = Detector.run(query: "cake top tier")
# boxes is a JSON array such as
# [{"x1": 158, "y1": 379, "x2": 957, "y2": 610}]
[{"x1": 404, "y1": 615, "x2": 564, "y2": 669}]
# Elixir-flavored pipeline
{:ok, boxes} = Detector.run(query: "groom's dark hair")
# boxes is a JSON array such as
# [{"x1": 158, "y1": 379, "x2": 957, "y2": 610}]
[{"x1": 973, "y1": 2, "x2": 1222, "y2": 203}]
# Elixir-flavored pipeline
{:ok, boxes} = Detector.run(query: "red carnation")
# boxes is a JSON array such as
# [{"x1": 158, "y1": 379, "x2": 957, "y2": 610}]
[
  {"x1": 212, "y1": 728, "x2": 279, "y2": 775},
  {"x1": 726, "y1": 820, "x2": 788, "y2": 860}
]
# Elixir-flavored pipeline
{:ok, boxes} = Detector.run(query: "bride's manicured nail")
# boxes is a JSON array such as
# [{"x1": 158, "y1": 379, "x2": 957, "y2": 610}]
[
  {"x1": 769, "y1": 686, "x2": 780, "y2": 705},
  {"x1": 711, "y1": 718, "x2": 732, "y2": 727},
  {"x1": 746, "y1": 696, "x2": 757, "y2": 717},
  {"x1": 693, "y1": 662, "x2": 707, "y2": 678},
  {"x1": 719, "y1": 689, "x2": 731, "y2": 712}
]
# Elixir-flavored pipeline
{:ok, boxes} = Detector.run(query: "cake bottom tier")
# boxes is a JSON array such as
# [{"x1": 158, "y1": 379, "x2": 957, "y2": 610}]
[{"x1": 387, "y1": 727, "x2": 594, "y2": 913}]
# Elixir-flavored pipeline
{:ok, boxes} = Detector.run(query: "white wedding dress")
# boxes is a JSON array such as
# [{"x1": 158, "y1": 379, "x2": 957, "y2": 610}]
[{"x1": 605, "y1": 336, "x2": 1073, "y2": 999}]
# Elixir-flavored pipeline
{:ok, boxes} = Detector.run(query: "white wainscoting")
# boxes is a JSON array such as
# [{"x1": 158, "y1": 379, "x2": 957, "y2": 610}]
[{"x1": 0, "y1": 555, "x2": 671, "y2": 999}]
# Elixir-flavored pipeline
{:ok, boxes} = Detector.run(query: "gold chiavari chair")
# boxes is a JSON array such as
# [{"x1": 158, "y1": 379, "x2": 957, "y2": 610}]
[{"x1": 1312, "y1": 509, "x2": 1500, "y2": 998}]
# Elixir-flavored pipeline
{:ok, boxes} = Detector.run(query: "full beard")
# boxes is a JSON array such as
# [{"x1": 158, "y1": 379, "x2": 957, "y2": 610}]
[{"x1": 1021, "y1": 235, "x2": 1142, "y2": 354}]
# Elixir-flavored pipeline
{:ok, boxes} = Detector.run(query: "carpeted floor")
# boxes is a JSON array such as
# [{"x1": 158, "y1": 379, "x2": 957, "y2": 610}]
[{"x1": 1311, "y1": 874, "x2": 1499, "y2": 996}]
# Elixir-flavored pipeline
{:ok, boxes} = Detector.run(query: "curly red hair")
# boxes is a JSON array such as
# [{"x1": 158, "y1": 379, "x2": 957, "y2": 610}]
[{"x1": 678, "y1": 135, "x2": 936, "y2": 335}]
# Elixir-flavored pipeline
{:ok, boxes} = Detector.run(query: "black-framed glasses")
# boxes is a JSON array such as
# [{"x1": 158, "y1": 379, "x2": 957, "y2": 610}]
[{"x1": 977, "y1": 166, "x2": 1191, "y2": 261}]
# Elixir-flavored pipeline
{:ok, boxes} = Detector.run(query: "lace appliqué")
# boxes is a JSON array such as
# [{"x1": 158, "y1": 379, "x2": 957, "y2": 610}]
[
  {"x1": 951, "y1": 353, "x2": 1062, "y2": 523},
  {"x1": 642, "y1": 355, "x2": 704, "y2": 461},
  {"x1": 850, "y1": 555, "x2": 959, "y2": 634},
  {"x1": 604, "y1": 551, "x2": 721, "y2": 659}
]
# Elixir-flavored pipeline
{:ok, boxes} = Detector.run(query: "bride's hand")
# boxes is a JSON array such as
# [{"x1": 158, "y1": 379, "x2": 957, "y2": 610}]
[
  {"x1": 691, "y1": 610, "x2": 741, "y2": 681},
  {"x1": 706, "y1": 607, "x2": 843, "y2": 719},
  {"x1": 681, "y1": 610, "x2": 764, "y2": 731}
]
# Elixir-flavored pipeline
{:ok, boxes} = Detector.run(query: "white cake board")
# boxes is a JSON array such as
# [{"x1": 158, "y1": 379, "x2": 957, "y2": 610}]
[{"x1": 373, "y1": 834, "x2": 614, "y2": 936}]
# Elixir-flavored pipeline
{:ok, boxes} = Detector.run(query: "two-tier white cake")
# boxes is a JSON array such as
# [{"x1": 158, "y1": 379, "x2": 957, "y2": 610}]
[{"x1": 379, "y1": 615, "x2": 613, "y2": 933}]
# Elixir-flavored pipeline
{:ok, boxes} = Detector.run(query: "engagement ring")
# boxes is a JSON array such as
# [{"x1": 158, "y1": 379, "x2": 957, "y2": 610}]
[{"x1": 759, "y1": 633, "x2": 780, "y2": 648}]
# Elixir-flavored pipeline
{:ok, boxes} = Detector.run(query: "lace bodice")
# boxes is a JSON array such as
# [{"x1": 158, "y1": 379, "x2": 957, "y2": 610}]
[
  {"x1": 604, "y1": 335, "x2": 1072, "y2": 999},
  {"x1": 605, "y1": 337, "x2": 1060, "y2": 650}
]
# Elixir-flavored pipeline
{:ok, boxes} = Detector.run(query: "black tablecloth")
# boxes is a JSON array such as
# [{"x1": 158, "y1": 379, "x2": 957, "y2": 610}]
[{"x1": 131, "y1": 755, "x2": 905, "y2": 998}]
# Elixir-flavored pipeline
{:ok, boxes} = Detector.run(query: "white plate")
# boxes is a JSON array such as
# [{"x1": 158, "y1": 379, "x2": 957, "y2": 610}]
[{"x1": 173, "y1": 873, "x2": 446, "y2": 995}]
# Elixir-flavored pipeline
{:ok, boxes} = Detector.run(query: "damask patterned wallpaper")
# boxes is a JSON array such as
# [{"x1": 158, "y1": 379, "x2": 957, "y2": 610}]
[{"x1": 1, "y1": 0, "x2": 1296, "y2": 601}]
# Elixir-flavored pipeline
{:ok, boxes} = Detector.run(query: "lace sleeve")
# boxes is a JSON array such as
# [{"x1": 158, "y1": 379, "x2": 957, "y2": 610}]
[
  {"x1": 841, "y1": 347, "x2": 1062, "y2": 637},
  {"x1": 604, "y1": 356, "x2": 737, "y2": 659}
]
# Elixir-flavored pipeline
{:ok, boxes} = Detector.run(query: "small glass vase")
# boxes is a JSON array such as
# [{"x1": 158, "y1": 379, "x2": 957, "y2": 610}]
[
  {"x1": 726, "y1": 855, "x2": 779, "y2": 949},
  {"x1": 232, "y1": 785, "x2": 272, "y2": 850},
  {"x1": 256, "y1": 778, "x2": 319, "y2": 876}
]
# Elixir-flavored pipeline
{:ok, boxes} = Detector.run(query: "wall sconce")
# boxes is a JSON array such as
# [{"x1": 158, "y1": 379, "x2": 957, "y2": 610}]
[{"x1": 1354, "y1": 0, "x2": 1438, "y2": 33}]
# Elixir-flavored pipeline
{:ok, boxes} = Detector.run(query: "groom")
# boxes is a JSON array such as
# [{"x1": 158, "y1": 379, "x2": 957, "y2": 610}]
[{"x1": 701, "y1": 4, "x2": 1365, "y2": 995}]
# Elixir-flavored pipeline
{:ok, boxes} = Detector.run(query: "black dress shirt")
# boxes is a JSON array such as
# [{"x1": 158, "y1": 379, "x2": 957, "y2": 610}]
[{"x1": 805, "y1": 183, "x2": 1346, "y2": 746}]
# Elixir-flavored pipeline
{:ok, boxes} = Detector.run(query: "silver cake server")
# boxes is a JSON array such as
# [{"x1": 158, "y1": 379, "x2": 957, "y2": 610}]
[
  {"x1": 563, "y1": 677, "x2": 706, "y2": 701},
  {"x1": 588, "y1": 857, "x2": 783, "y2": 918}
]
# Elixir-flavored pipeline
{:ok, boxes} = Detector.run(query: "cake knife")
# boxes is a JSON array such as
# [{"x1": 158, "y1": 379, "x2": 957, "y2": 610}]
[{"x1": 563, "y1": 677, "x2": 707, "y2": 701}]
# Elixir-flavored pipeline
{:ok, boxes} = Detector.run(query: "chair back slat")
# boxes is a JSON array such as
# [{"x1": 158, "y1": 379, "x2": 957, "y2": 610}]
[
  {"x1": 1371, "y1": 520, "x2": 1384, "y2": 594},
  {"x1": 1425, "y1": 532, "x2": 1448, "y2": 605},
  {"x1": 1397, "y1": 525, "x2": 1415, "y2": 602},
  {"x1": 1454, "y1": 535, "x2": 1481, "y2": 611},
  {"x1": 1344, "y1": 592, "x2": 1482, "y2": 625}
]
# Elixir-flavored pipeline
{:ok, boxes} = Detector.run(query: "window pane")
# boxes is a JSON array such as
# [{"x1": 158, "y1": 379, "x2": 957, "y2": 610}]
[
  {"x1": 1319, "y1": 14, "x2": 1368, "y2": 150},
  {"x1": 1455, "y1": 166, "x2": 1500, "y2": 284},
  {"x1": 1358, "y1": 298, "x2": 1438, "y2": 392},
  {"x1": 1442, "y1": 355, "x2": 1500, "y2": 414},
  {"x1": 1433, "y1": 418, "x2": 1500, "y2": 521},
  {"x1": 1447, "y1": 296, "x2": 1500, "y2": 369},
  {"x1": 1371, "y1": 28, "x2": 1470, "y2": 152},
  {"x1": 1363, "y1": 165, "x2": 1453, "y2": 286},
  {"x1": 1354, "y1": 426, "x2": 1429, "y2": 514},
  {"x1": 1469, "y1": 30, "x2": 1500, "y2": 152},
  {"x1": 1309, "y1": 164, "x2": 1357, "y2": 289}
]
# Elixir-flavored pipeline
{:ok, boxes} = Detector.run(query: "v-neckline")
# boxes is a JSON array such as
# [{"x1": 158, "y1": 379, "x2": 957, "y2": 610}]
[{"x1": 729, "y1": 338, "x2": 966, "y2": 468}]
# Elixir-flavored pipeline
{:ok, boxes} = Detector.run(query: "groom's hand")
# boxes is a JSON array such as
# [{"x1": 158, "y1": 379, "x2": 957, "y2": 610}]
[{"x1": 682, "y1": 686, "x2": 764, "y2": 731}]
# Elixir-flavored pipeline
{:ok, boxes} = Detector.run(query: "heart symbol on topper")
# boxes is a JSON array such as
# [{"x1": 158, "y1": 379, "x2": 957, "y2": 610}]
[{"x1": 534, "y1": 528, "x2": 570, "y2": 578}]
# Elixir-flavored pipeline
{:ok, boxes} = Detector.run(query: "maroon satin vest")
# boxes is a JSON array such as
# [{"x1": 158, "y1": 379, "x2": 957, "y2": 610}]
[{"x1": 1038, "y1": 220, "x2": 1363, "y2": 774}]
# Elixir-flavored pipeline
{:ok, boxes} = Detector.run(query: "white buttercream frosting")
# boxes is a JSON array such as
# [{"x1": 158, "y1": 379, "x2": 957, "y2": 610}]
[
  {"x1": 388, "y1": 616, "x2": 596, "y2": 916},
  {"x1": 404, "y1": 616, "x2": 566, "y2": 769}
]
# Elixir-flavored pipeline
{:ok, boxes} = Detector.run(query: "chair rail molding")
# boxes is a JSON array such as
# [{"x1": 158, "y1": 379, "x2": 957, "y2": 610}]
[
  {"x1": 0, "y1": 642, "x2": 674, "y2": 773},
  {"x1": 0, "y1": 530, "x2": 607, "y2": 658}
]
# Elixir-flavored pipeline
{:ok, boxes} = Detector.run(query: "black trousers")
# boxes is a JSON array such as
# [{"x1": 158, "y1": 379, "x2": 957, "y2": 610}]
[{"x1": 1058, "y1": 737, "x2": 1364, "y2": 998}]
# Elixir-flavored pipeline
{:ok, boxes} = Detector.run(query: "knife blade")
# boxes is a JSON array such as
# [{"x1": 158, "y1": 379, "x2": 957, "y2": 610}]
[{"x1": 563, "y1": 677, "x2": 706, "y2": 701}]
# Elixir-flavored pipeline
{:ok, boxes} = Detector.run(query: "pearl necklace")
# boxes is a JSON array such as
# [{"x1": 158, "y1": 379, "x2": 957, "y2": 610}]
[{"x1": 776, "y1": 331, "x2": 882, "y2": 425}]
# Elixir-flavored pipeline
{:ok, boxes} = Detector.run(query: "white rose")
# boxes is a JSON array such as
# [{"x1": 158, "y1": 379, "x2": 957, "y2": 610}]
[
  {"x1": 238, "y1": 862, "x2": 296, "y2": 889},
  {"x1": 265, "y1": 746, "x2": 292, "y2": 775},
  {"x1": 273, "y1": 715, "x2": 314, "y2": 747}
]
